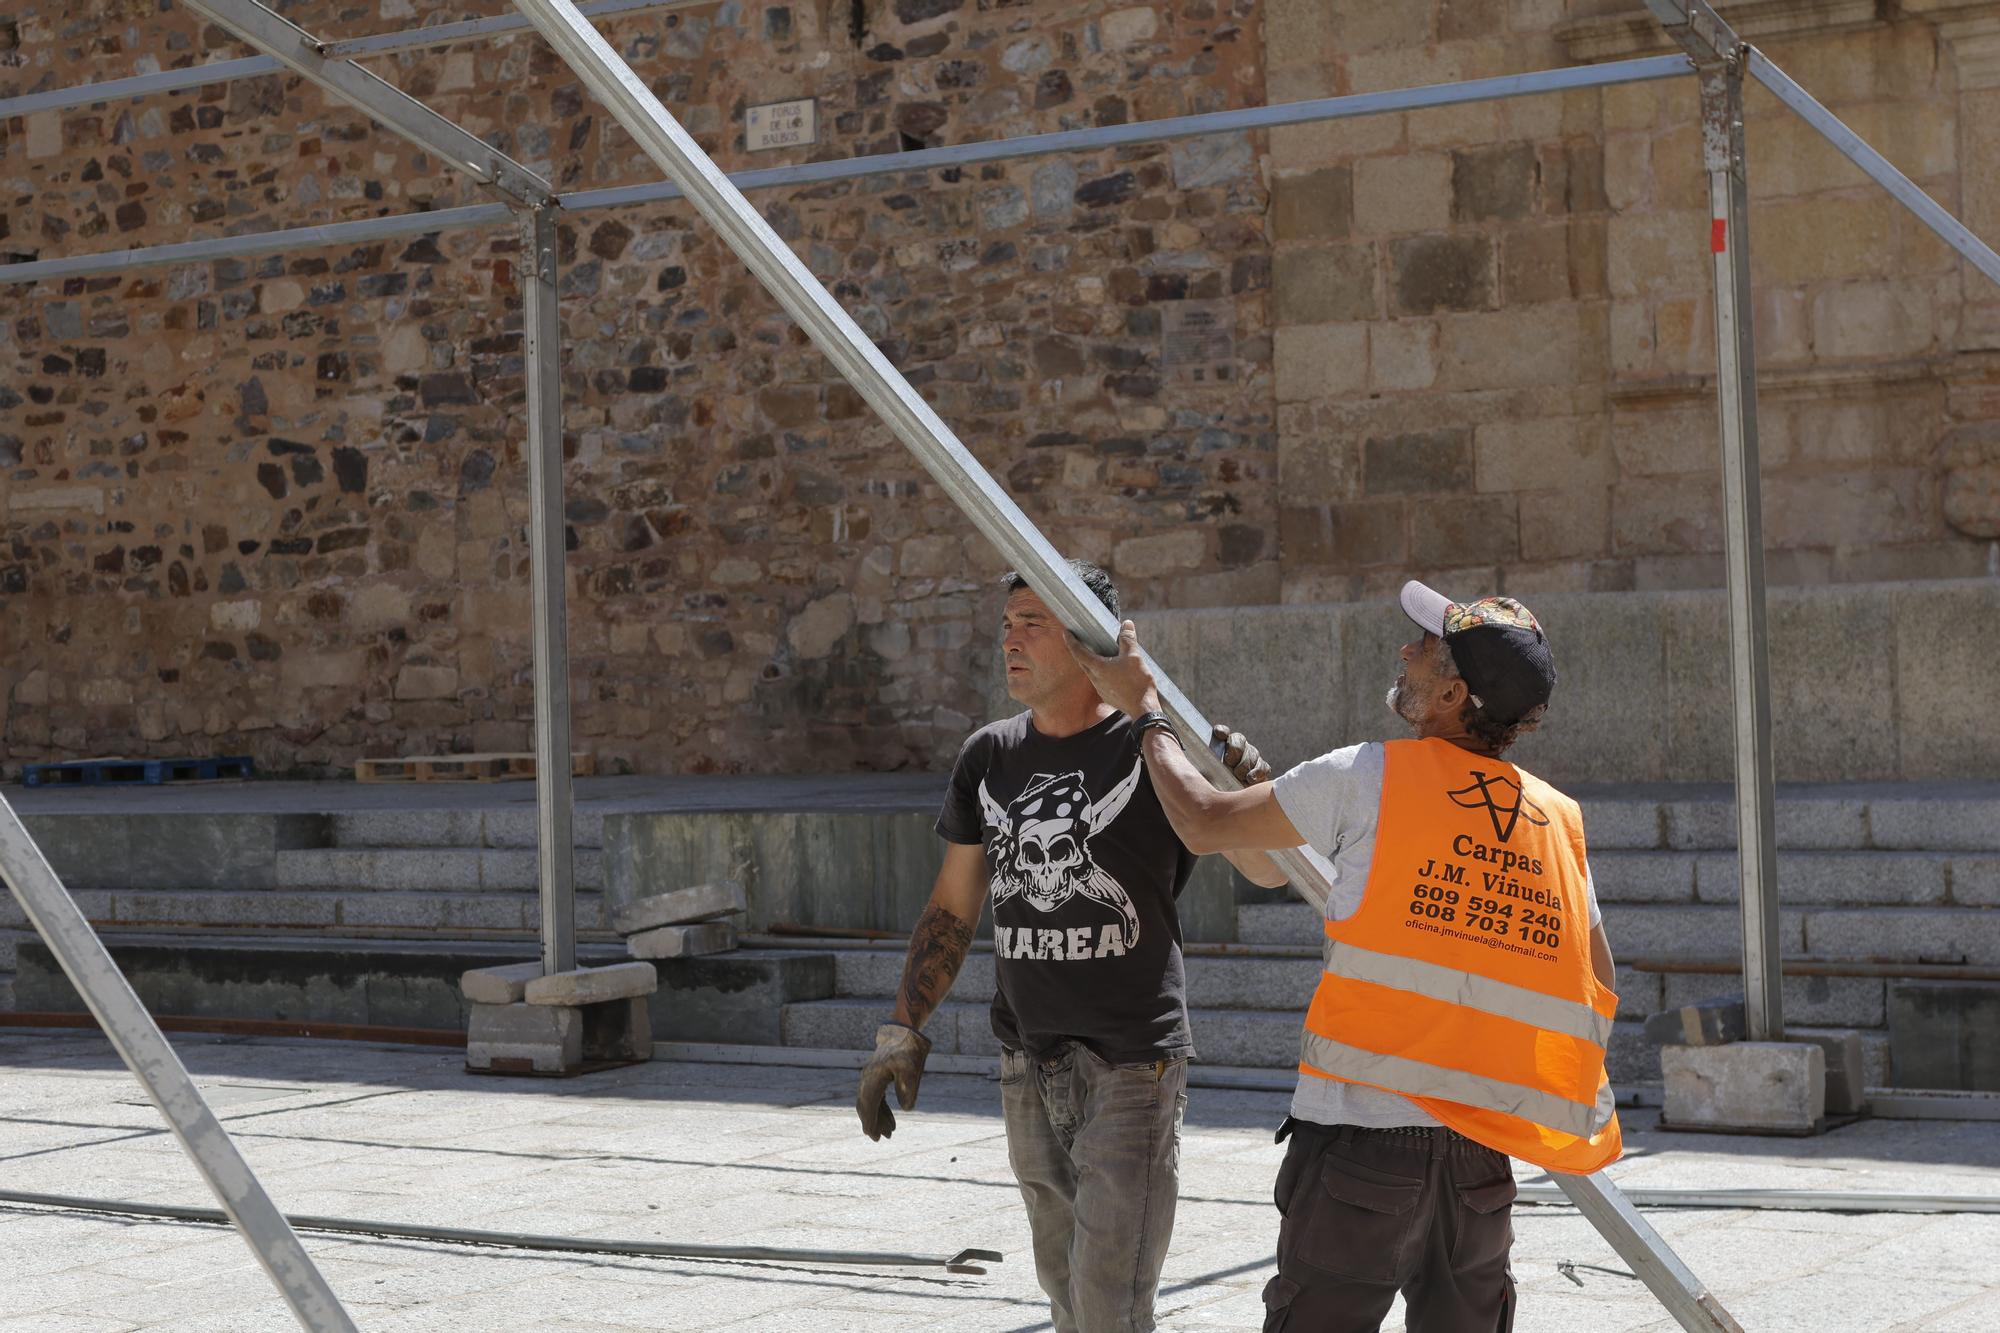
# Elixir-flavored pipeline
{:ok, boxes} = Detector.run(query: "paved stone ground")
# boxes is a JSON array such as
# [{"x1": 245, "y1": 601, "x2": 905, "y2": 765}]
[{"x1": 1, "y1": 1029, "x2": 1996, "y2": 1332}]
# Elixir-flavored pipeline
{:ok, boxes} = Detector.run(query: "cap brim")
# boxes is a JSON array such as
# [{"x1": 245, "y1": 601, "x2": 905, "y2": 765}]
[{"x1": 1400, "y1": 580, "x2": 1453, "y2": 636}]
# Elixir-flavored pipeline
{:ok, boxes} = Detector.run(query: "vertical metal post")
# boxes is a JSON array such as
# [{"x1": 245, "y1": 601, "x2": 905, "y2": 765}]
[
  {"x1": 522, "y1": 204, "x2": 578, "y2": 976},
  {"x1": 1699, "y1": 60, "x2": 1784, "y2": 1041},
  {"x1": 0, "y1": 796, "x2": 356, "y2": 1332}
]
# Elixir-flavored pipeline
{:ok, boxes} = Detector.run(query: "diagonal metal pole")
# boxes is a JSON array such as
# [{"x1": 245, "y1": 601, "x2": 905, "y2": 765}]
[
  {"x1": 503, "y1": 0, "x2": 1333, "y2": 893},
  {"x1": 0, "y1": 795, "x2": 356, "y2": 1331},
  {"x1": 521, "y1": 203, "x2": 578, "y2": 976},
  {"x1": 175, "y1": 0, "x2": 553, "y2": 207},
  {"x1": 503, "y1": 5, "x2": 1738, "y2": 1329},
  {"x1": 1746, "y1": 46, "x2": 2000, "y2": 289},
  {"x1": 1645, "y1": 0, "x2": 1783, "y2": 1042}
]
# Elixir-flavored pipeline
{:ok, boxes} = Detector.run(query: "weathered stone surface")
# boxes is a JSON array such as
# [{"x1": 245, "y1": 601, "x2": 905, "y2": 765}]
[
  {"x1": 628, "y1": 921, "x2": 739, "y2": 959},
  {"x1": 467, "y1": 1001, "x2": 582, "y2": 1073},
  {"x1": 611, "y1": 880, "x2": 749, "y2": 935},
  {"x1": 460, "y1": 961, "x2": 544, "y2": 1006},
  {"x1": 1643, "y1": 994, "x2": 1745, "y2": 1048},
  {"x1": 1661, "y1": 1042, "x2": 1827, "y2": 1132},
  {"x1": 1888, "y1": 981, "x2": 2000, "y2": 1091},
  {"x1": 523, "y1": 961, "x2": 658, "y2": 1006}
]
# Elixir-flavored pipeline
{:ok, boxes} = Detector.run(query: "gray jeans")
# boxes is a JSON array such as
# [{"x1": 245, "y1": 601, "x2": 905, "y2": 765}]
[{"x1": 1000, "y1": 1042, "x2": 1188, "y2": 1333}]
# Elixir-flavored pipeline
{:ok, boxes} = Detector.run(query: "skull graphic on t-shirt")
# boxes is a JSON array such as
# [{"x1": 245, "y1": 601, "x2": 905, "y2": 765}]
[{"x1": 979, "y1": 760, "x2": 1143, "y2": 947}]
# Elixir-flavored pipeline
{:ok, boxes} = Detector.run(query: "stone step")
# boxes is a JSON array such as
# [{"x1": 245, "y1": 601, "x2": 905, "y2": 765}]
[
  {"x1": 330, "y1": 806, "x2": 606, "y2": 851},
  {"x1": 275, "y1": 847, "x2": 605, "y2": 893},
  {"x1": 0, "y1": 972, "x2": 12, "y2": 1013},
  {"x1": 1593, "y1": 849, "x2": 1998, "y2": 906},
  {"x1": 0, "y1": 888, "x2": 610, "y2": 936},
  {"x1": 830, "y1": 947, "x2": 1324, "y2": 1011},
  {"x1": 1573, "y1": 787, "x2": 2000, "y2": 852}
]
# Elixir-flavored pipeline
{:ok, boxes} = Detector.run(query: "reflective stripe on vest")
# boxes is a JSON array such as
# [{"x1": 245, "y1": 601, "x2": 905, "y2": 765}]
[
  {"x1": 1300, "y1": 1028, "x2": 1618, "y2": 1140},
  {"x1": 1321, "y1": 938, "x2": 1615, "y2": 1050}
]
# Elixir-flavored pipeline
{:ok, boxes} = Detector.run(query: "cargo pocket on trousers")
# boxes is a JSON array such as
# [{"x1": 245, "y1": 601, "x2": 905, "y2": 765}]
[
  {"x1": 1260, "y1": 1275, "x2": 1300, "y2": 1333},
  {"x1": 1292, "y1": 1152, "x2": 1425, "y2": 1284},
  {"x1": 1450, "y1": 1172, "x2": 1518, "y2": 1272}
]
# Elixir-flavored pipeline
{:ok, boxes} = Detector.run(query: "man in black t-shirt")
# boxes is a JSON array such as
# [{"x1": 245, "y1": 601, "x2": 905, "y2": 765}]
[{"x1": 855, "y1": 559, "x2": 1285, "y2": 1333}]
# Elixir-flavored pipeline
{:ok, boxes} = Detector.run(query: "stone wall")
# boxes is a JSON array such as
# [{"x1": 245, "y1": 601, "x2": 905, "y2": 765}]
[
  {"x1": 2, "y1": 0, "x2": 1276, "y2": 775},
  {"x1": 1266, "y1": 0, "x2": 2000, "y2": 605},
  {"x1": 3, "y1": 1, "x2": 1998, "y2": 778}
]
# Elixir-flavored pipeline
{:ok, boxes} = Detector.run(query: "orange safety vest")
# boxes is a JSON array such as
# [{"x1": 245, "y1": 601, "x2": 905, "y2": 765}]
[{"x1": 1298, "y1": 737, "x2": 1622, "y2": 1175}]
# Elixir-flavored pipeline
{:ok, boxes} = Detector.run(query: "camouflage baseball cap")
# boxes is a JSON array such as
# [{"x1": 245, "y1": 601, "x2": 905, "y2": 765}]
[{"x1": 1400, "y1": 581, "x2": 1557, "y2": 724}]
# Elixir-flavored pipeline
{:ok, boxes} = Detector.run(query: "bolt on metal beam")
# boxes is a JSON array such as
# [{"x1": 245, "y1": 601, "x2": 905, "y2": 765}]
[
  {"x1": 0, "y1": 796, "x2": 356, "y2": 1331},
  {"x1": 0, "y1": 0, "x2": 709, "y2": 120},
  {"x1": 174, "y1": 0, "x2": 554, "y2": 208}
]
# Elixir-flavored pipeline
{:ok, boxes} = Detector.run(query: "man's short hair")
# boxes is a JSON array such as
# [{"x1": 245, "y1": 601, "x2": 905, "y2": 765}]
[{"x1": 1002, "y1": 558, "x2": 1120, "y2": 619}]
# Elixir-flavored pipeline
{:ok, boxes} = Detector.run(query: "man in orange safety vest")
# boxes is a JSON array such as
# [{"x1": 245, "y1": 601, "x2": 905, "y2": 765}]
[{"x1": 1069, "y1": 581, "x2": 1619, "y2": 1333}]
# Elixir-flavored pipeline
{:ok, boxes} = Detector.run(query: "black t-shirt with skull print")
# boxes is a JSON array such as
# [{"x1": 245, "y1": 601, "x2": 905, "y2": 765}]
[{"x1": 936, "y1": 709, "x2": 1196, "y2": 1064}]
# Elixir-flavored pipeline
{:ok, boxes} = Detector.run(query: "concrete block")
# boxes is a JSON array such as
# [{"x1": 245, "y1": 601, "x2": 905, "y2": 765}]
[
  {"x1": 611, "y1": 880, "x2": 748, "y2": 935},
  {"x1": 1869, "y1": 795, "x2": 2000, "y2": 852},
  {"x1": 1592, "y1": 850, "x2": 1696, "y2": 902},
  {"x1": 467, "y1": 1002, "x2": 582, "y2": 1073},
  {"x1": 1796, "y1": 1030, "x2": 1867, "y2": 1115},
  {"x1": 524, "y1": 961, "x2": 657, "y2": 1006},
  {"x1": 332, "y1": 809, "x2": 482, "y2": 848},
  {"x1": 461, "y1": 961, "x2": 544, "y2": 1005},
  {"x1": 1805, "y1": 908, "x2": 2000, "y2": 965},
  {"x1": 1575, "y1": 796, "x2": 1664, "y2": 850},
  {"x1": 650, "y1": 948, "x2": 836, "y2": 1045},
  {"x1": 1948, "y1": 855, "x2": 2000, "y2": 905},
  {"x1": 1793, "y1": 1025, "x2": 1890, "y2": 1090},
  {"x1": 1888, "y1": 981, "x2": 2000, "y2": 1091},
  {"x1": 1661, "y1": 1042, "x2": 1827, "y2": 1131},
  {"x1": 582, "y1": 995, "x2": 652, "y2": 1063},
  {"x1": 1663, "y1": 971, "x2": 1885, "y2": 1028},
  {"x1": 1696, "y1": 852, "x2": 1948, "y2": 906},
  {"x1": 1236, "y1": 901, "x2": 1322, "y2": 945},
  {"x1": 1643, "y1": 994, "x2": 1744, "y2": 1047},
  {"x1": 627, "y1": 922, "x2": 738, "y2": 959}
]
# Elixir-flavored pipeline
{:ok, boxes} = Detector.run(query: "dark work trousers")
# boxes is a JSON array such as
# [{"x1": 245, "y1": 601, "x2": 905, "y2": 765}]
[{"x1": 1261, "y1": 1118, "x2": 1518, "y2": 1333}]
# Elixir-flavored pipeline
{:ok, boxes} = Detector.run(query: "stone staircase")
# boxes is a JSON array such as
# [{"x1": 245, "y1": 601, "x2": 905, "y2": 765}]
[
  {"x1": 774, "y1": 783, "x2": 2000, "y2": 1088},
  {"x1": 0, "y1": 805, "x2": 614, "y2": 1021}
]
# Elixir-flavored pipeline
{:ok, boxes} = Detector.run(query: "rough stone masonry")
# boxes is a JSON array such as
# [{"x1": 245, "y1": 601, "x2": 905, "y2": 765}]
[{"x1": 3, "y1": 0, "x2": 1998, "y2": 779}]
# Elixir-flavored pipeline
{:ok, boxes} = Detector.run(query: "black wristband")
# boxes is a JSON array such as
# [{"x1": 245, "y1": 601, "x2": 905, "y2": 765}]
[{"x1": 1134, "y1": 711, "x2": 1182, "y2": 747}]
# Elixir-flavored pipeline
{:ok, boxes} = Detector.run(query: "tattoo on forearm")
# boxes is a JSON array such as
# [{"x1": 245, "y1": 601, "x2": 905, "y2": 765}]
[{"x1": 896, "y1": 903, "x2": 976, "y2": 1030}]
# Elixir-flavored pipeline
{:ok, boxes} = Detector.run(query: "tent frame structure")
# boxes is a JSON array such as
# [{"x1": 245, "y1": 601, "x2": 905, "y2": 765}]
[{"x1": 5, "y1": 0, "x2": 2000, "y2": 1328}]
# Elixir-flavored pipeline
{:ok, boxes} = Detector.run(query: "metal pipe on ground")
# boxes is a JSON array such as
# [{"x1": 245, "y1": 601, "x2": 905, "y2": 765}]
[
  {"x1": 0, "y1": 1190, "x2": 1001, "y2": 1274},
  {"x1": 1518, "y1": 1185, "x2": 2000, "y2": 1216}
]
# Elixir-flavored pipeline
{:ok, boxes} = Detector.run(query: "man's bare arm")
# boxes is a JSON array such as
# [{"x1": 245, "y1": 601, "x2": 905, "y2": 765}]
[
  {"x1": 1142, "y1": 729, "x2": 1310, "y2": 856},
  {"x1": 1589, "y1": 923, "x2": 1615, "y2": 993},
  {"x1": 891, "y1": 841, "x2": 987, "y2": 1030}
]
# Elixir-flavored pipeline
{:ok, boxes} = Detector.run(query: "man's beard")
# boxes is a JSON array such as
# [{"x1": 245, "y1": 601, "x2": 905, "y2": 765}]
[{"x1": 1387, "y1": 671, "x2": 1427, "y2": 728}]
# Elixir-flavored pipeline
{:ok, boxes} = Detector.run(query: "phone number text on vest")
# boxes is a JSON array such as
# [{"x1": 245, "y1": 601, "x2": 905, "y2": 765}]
[{"x1": 1409, "y1": 836, "x2": 1563, "y2": 960}]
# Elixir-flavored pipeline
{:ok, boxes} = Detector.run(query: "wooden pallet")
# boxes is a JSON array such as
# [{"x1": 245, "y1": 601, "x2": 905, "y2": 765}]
[{"x1": 353, "y1": 752, "x2": 597, "y2": 784}]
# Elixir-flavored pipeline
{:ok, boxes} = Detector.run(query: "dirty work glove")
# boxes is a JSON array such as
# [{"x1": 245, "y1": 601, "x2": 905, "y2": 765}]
[
  {"x1": 856, "y1": 1022, "x2": 932, "y2": 1142},
  {"x1": 1211, "y1": 723, "x2": 1272, "y2": 785}
]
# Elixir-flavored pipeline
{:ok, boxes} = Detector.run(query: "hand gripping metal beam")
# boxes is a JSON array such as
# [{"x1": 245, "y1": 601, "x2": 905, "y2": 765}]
[{"x1": 175, "y1": 0, "x2": 553, "y2": 208}]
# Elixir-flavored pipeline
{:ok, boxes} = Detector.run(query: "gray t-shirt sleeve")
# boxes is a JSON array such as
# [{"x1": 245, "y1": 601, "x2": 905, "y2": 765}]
[
  {"x1": 1584, "y1": 860, "x2": 1603, "y2": 929},
  {"x1": 1271, "y1": 742, "x2": 1382, "y2": 858}
]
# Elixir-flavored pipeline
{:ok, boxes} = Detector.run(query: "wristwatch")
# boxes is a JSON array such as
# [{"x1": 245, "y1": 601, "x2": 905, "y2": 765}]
[{"x1": 1134, "y1": 711, "x2": 1182, "y2": 747}]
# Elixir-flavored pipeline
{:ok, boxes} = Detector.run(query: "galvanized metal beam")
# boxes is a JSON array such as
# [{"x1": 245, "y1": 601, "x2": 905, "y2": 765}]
[
  {"x1": 0, "y1": 795, "x2": 356, "y2": 1331},
  {"x1": 1, "y1": 55, "x2": 1688, "y2": 287},
  {"x1": 0, "y1": 0, "x2": 709, "y2": 120},
  {"x1": 1747, "y1": 47, "x2": 2000, "y2": 289},
  {"x1": 1554, "y1": 1173, "x2": 1745, "y2": 1331},
  {"x1": 174, "y1": 0, "x2": 552, "y2": 207},
  {"x1": 520, "y1": 204, "x2": 579, "y2": 976}
]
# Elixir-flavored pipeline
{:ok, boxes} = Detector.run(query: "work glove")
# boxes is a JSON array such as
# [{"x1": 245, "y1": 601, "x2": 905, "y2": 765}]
[
  {"x1": 856, "y1": 1022, "x2": 932, "y2": 1141},
  {"x1": 1211, "y1": 723, "x2": 1272, "y2": 785}
]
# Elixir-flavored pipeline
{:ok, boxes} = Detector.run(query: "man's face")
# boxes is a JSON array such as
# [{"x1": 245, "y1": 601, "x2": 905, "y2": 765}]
[
  {"x1": 1387, "y1": 632, "x2": 1450, "y2": 730},
  {"x1": 1001, "y1": 587, "x2": 1088, "y2": 706}
]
